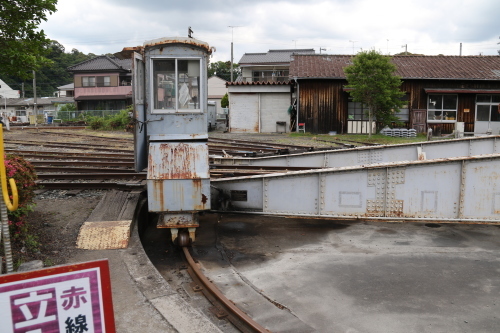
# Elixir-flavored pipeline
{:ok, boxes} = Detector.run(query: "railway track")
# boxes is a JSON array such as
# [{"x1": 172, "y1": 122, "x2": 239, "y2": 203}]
[
  {"x1": 4, "y1": 130, "x2": 331, "y2": 190},
  {"x1": 182, "y1": 246, "x2": 270, "y2": 333}
]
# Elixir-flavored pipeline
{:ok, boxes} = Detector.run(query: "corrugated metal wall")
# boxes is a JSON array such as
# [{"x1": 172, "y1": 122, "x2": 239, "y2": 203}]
[{"x1": 229, "y1": 93, "x2": 259, "y2": 132}]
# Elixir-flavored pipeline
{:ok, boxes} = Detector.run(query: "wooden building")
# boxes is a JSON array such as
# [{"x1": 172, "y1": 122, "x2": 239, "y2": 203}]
[{"x1": 289, "y1": 55, "x2": 500, "y2": 134}]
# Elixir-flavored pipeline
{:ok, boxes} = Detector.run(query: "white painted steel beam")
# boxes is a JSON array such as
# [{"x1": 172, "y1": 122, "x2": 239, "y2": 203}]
[{"x1": 211, "y1": 154, "x2": 500, "y2": 223}]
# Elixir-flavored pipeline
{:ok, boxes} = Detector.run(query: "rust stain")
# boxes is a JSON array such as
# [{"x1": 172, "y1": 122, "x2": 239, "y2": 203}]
[
  {"x1": 192, "y1": 179, "x2": 208, "y2": 210},
  {"x1": 115, "y1": 46, "x2": 144, "y2": 59},
  {"x1": 158, "y1": 213, "x2": 200, "y2": 228},
  {"x1": 152, "y1": 180, "x2": 164, "y2": 211},
  {"x1": 149, "y1": 143, "x2": 208, "y2": 180},
  {"x1": 144, "y1": 37, "x2": 212, "y2": 54},
  {"x1": 192, "y1": 178, "x2": 202, "y2": 189}
]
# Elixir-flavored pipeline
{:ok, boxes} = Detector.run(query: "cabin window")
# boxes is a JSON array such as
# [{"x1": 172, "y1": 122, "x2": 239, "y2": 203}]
[
  {"x1": 152, "y1": 58, "x2": 201, "y2": 113},
  {"x1": 476, "y1": 94, "x2": 500, "y2": 122},
  {"x1": 427, "y1": 94, "x2": 457, "y2": 122}
]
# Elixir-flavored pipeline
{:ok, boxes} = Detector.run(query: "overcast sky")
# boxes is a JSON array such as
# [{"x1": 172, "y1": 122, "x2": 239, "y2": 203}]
[{"x1": 39, "y1": 0, "x2": 500, "y2": 62}]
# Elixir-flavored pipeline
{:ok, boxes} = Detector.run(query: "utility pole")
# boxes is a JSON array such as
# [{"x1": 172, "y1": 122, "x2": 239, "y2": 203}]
[
  {"x1": 497, "y1": 36, "x2": 500, "y2": 55},
  {"x1": 228, "y1": 26, "x2": 241, "y2": 82},
  {"x1": 460, "y1": 43, "x2": 462, "y2": 56},
  {"x1": 401, "y1": 44, "x2": 407, "y2": 55},
  {"x1": 33, "y1": 70, "x2": 37, "y2": 126}
]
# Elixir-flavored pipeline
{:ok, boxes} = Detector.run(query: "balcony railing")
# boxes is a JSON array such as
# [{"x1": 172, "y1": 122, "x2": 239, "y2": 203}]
[{"x1": 238, "y1": 75, "x2": 291, "y2": 83}]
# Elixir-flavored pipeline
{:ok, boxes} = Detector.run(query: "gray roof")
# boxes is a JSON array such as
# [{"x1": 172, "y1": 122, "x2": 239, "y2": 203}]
[
  {"x1": 57, "y1": 83, "x2": 74, "y2": 90},
  {"x1": 239, "y1": 48, "x2": 315, "y2": 65},
  {"x1": 68, "y1": 55, "x2": 131, "y2": 72},
  {"x1": 9, "y1": 97, "x2": 75, "y2": 107}
]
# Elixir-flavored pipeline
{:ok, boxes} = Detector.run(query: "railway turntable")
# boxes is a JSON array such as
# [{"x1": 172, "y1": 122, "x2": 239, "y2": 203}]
[{"x1": 125, "y1": 35, "x2": 500, "y2": 247}]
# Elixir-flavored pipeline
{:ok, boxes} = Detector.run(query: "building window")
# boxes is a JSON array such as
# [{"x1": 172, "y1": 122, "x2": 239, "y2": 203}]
[
  {"x1": 152, "y1": 58, "x2": 201, "y2": 113},
  {"x1": 476, "y1": 94, "x2": 500, "y2": 122},
  {"x1": 427, "y1": 94, "x2": 457, "y2": 122},
  {"x1": 395, "y1": 94, "x2": 409, "y2": 122},
  {"x1": 348, "y1": 99, "x2": 370, "y2": 121},
  {"x1": 396, "y1": 107, "x2": 409, "y2": 121},
  {"x1": 96, "y1": 76, "x2": 111, "y2": 87},
  {"x1": 82, "y1": 76, "x2": 96, "y2": 87}
]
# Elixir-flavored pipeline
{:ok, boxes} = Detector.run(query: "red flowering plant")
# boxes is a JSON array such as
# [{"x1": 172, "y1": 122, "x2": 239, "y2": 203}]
[{"x1": 3, "y1": 154, "x2": 39, "y2": 241}]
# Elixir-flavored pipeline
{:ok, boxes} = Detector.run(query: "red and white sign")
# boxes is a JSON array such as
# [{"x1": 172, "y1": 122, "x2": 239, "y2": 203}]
[{"x1": 0, "y1": 259, "x2": 115, "y2": 333}]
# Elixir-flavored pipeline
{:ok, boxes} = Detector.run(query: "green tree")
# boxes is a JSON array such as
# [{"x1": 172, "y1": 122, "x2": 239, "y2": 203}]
[
  {"x1": 3, "y1": 42, "x2": 95, "y2": 98},
  {"x1": 0, "y1": 0, "x2": 58, "y2": 80},
  {"x1": 344, "y1": 50, "x2": 405, "y2": 137},
  {"x1": 208, "y1": 61, "x2": 240, "y2": 82},
  {"x1": 221, "y1": 93, "x2": 229, "y2": 108}
]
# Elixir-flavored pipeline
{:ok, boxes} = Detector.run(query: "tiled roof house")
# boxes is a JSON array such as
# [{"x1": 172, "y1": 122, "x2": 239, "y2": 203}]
[
  {"x1": 67, "y1": 55, "x2": 133, "y2": 111},
  {"x1": 289, "y1": 54, "x2": 500, "y2": 134}
]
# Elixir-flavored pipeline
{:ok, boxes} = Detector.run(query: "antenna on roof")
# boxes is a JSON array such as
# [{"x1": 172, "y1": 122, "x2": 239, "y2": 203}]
[
  {"x1": 319, "y1": 47, "x2": 326, "y2": 54},
  {"x1": 349, "y1": 40, "x2": 357, "y2": 55}
]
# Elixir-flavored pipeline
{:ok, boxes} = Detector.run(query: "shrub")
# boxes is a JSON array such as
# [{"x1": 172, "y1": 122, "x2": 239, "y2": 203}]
[
  {"x1": 85, "y1": 107, "x2": 132, "y2": 131},
  {"x1": 57, "y1": 103, "x2": 76, "y2": 112},
  {"x1": 221, "y1": 93, "x2": 229, "y2": 108},
  {"x1": 105, "y1": 108, "x2": 131, "y2": 130},
  {"x1": 4, "y1": 154, "x2": 39, "y2": 241},
  {"x1": 89, "y1": 117, "x2": 104, "y2": 130}
]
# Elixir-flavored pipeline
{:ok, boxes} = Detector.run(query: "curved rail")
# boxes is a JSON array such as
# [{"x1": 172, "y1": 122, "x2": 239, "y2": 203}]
[{"x1": 182, "y1": 246, "x2": 271, "y2": 333}]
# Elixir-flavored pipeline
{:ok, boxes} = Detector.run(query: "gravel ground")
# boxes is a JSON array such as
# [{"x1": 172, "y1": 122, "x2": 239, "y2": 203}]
[
  {"x1": 2, "y1": 128, "x2": 122, "y2": 271},
  {"x1": 3, "y1": 191, "x2": 104, "y2": 270}
]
